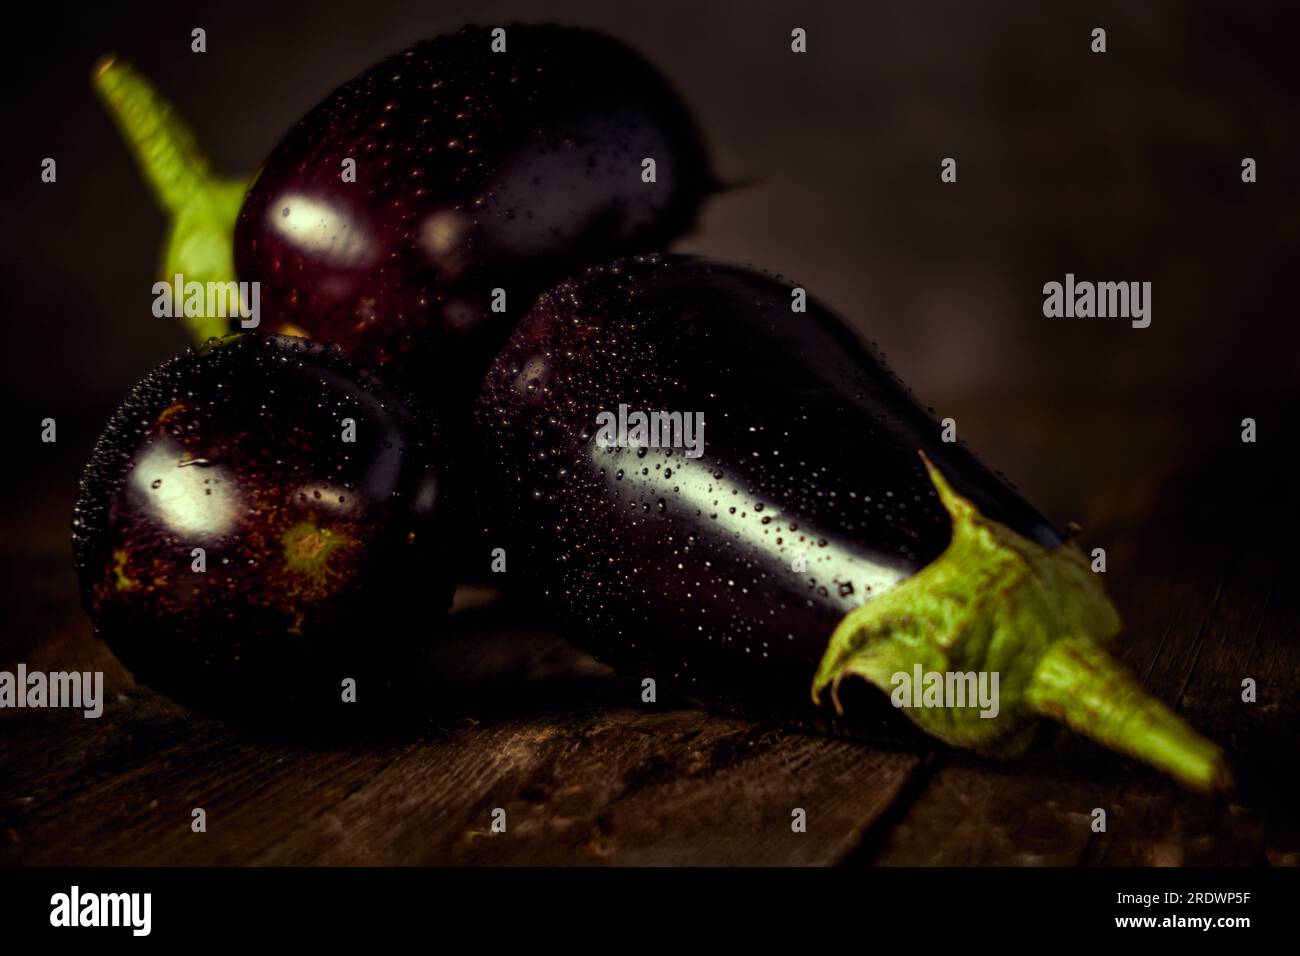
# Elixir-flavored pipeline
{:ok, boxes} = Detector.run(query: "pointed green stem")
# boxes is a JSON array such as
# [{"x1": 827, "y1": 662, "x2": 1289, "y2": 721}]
[
  {"x1": 93, "y1": 55, "x2": 250, "y2": 343},
  {"x1": 812, "y1": 451, "x2": 1232, "y2": 794},
  {"x1": 94, "y1": 54, "x2": 214, "y2": 214},
  {"x1": 1028, "y1": 637, "x2": 1231, "y2": 793}
]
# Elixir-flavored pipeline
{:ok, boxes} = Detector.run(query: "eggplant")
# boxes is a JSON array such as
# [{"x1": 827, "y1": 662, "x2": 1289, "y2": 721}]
[
  {"x1": 474, "y1": 254, "x2": 1230, "y2": 792},
  {"x1": 94, "y1": 26, "x2": 714, "y2": 401},
  {"x1": 72, "y1": 334, "x2": 450, "y2": 720}
]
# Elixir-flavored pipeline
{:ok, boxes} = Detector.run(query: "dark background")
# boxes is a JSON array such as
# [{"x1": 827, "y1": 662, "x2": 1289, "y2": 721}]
[
  {"x1": 2, "y1": 0, "x2": 1298, "y2": 524},
  {"x1": 0, "y1": 1, "x2": 1297, "y2": 867},
  {"x1": 4, "y1": 1, "x2": 1298, "y2": 416}
]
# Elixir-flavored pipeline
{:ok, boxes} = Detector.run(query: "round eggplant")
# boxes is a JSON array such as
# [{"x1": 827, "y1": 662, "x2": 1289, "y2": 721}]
[{"x1": 72, "y1": 334, "x2": 450, "y2": 720}]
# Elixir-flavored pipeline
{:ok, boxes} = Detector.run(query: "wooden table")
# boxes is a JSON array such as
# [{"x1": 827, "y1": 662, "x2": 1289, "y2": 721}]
[{"x1": 2, "y1": 399, "x2": 1296, "y2": 866}]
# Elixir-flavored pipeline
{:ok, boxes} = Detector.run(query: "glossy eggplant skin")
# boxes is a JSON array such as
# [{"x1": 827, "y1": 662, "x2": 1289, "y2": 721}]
[
  {"x1": 475, "y1": 255, "x2": 1060, "y2": 737},
  {"x1": 235, "y1": 24, "x2": 713, "y2": 402},
  {"x1": 72, "y1": 334, "x2": 450, "y2": 721}
]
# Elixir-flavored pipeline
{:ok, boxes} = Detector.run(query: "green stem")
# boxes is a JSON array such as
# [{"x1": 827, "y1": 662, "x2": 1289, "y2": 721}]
[
  {"x1": 1027, "y1": 637, "x2": 1231, "y2": 793},
  {"x1": 811, "y1": 451, "x2": 1232, "y2": 794},
  {"x1": 94, "y1": 54, "x2": 213, "y2": 213},
  {"x1": 93, "y1": 55, "x2": 249, "y2": 343}
]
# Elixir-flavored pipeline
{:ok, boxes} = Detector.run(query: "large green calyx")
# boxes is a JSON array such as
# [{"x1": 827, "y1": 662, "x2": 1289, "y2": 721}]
[
  {"x1": 93, "y1": 55, "x2": 248, "y2": 343},
  {"x1": 812, "y1": 452, "x2": 1231, "y2": 793}
]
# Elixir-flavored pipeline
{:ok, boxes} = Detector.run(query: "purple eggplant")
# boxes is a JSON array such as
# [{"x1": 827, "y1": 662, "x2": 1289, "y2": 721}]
[
  {"x1": 473, "y1": 254, "x2": 1231, "y2": 791},
  {"x1": 72, "y1": 334, "x2": 450, "y2": 720},
  {"x1": 232, "y1": 24, "x2": 714, "y2": 398}
]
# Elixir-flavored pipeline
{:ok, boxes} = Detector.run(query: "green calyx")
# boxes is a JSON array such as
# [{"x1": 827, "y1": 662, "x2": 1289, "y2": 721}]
[
  {"x1": 281, "y1": 521, "x2": 348, "y2": 573},
  {"x1": 812, "y1": 452, "x2": 1232, "y2": 793},
  {"x1": 93, "y1": 55, "x2": 248, "y2": 343}
]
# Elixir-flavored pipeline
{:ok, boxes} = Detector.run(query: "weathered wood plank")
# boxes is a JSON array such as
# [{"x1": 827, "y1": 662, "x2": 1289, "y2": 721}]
[{"x1": 251, "y1": 700, "x2": 922, "y2": 865}]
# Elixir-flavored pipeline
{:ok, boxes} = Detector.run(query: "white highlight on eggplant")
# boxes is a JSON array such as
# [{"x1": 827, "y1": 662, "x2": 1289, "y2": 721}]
[
  {"x1": 599, "y1": 445, "x2": 909, "y2": 613},
  {"x1": 131, "y1": 440, "x2": 241, "y2": 539},
  {"x1": 270, "y1": 193, "x2": 375, "y2": 266}
]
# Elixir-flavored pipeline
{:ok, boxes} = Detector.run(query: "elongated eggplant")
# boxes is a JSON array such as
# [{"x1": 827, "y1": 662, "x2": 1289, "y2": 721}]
[
  {"x1": 94, "y1": 26, "x2": 714, "y2": 400},
  {"x1": 235, "y1": 23, "x2": 712, "y2": 388},
  {"x1": 474, "y1": 254, "x2": 1230, "y2": 791}
]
